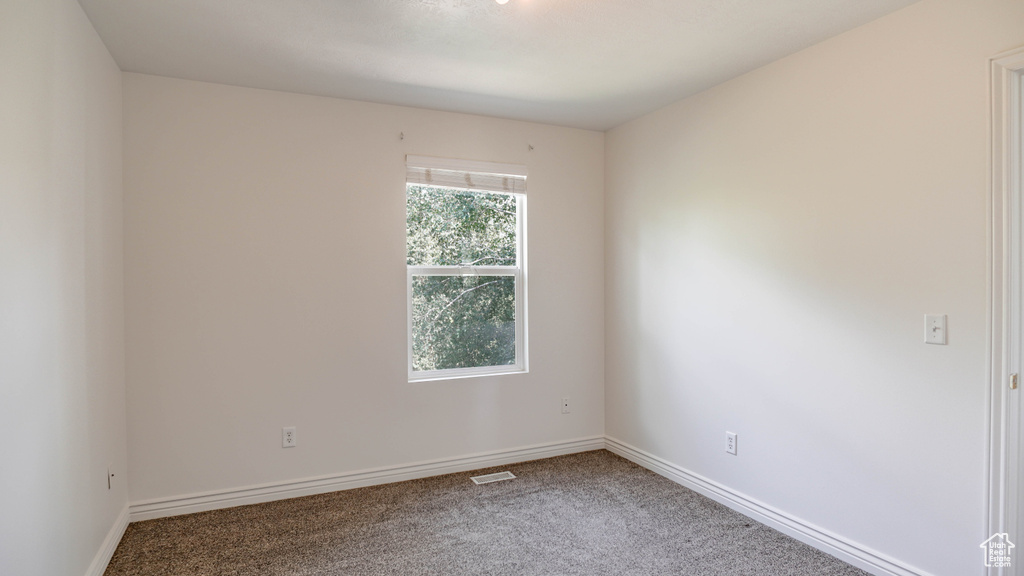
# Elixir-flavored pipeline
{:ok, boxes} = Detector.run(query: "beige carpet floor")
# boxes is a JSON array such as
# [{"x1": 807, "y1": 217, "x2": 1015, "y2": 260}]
[{"x1": 104, "y1": 450, "x2": 870, "y2": 575}]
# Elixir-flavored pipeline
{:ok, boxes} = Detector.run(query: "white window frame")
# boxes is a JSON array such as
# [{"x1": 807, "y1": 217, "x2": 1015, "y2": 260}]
[{"x1": 406, "y1": 156, "x2": 528, "y2": 382}]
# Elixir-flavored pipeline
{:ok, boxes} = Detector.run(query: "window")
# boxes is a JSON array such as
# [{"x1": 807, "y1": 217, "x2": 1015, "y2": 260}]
[{"x1": 406, "y1": 155, "x2": 527, "y2": 381}]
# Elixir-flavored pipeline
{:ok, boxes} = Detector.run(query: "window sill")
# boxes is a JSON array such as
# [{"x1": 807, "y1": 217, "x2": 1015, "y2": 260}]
[{"x1": 409, "y1": 366, "x2": 528, "y2": 383}]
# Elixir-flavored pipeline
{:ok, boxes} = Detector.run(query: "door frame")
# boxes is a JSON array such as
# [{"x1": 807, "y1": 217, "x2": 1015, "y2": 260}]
[{"x1": 989, "y1": 46, "x2": 1024, "y2": 576}]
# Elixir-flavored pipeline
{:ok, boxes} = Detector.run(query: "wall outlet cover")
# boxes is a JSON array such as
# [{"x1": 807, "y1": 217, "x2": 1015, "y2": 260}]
[
  {"x1": 282, "y1": 426, "x2": 297, "y2": 448},
  {"x1": 726, "y1": 432, "x2": 737, "y2": 455}
]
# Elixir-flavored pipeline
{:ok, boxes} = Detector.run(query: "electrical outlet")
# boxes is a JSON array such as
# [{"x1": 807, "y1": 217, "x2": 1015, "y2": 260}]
[
  {"x1": 282, "y1": 427, "x2": 297, "y2": 448},
  {"x1": 726, "y1": 432, "x2": 737, "y2": 455},
  {"x1": 561, "y1": 397, "x2": 570, "y2": 414}
]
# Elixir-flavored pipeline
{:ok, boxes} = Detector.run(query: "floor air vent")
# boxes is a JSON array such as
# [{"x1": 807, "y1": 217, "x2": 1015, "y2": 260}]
[{"x1": 471, "y1": 471, "x2": 516, "y2": 485}]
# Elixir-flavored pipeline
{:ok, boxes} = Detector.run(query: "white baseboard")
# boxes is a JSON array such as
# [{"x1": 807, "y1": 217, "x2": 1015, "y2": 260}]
[
  {"x1": 85, "y1": 503, "x2": 129, "y2": 576},
  {"x1": 129, "y1": 435, "x2": 605, "y2": 521},
  {"x1": 604, "y1": 437, "x2": 933, "y2": 576}
]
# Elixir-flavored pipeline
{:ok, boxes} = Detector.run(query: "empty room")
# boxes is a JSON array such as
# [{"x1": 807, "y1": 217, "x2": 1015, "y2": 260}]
[{"x1": 4, "y1": 0, "x2": 1024, "y2": 575}]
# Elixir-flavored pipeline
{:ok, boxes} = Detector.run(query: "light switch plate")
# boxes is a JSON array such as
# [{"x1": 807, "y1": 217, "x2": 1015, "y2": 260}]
[{"x1": 925, "y1": 314, "x2": 947, "y2": 345}]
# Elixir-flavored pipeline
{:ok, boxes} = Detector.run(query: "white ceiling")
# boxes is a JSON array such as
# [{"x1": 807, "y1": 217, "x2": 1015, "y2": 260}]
[{"x1": 77, "y1": 0, "x2": 919, "y2": 131}]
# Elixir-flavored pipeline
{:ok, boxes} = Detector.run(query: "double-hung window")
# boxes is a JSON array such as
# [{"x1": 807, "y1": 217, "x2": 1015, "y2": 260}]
[{"x1": 406, "y1": 156, "x2": 527, "y2": 381}]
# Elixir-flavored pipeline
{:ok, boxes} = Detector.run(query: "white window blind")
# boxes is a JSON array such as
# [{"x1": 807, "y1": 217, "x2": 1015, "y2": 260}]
[{"x1": 406, "y1": 155, "x2": 527, "y2": 194}]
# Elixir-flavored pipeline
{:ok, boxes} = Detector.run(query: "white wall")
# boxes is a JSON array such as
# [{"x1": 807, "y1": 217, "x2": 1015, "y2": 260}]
[
  {"x1": 0, "y1": 1, "x2": 126, "y2": 575},
  {"x1": 122, "y1": 74, "x2": 605, "y2": 503},
  {"x1": 605, "y1": 0, "x2": 1024, "y2": 574}
]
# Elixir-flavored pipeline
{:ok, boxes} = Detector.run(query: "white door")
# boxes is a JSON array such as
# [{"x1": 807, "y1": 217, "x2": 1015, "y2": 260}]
[
  {"x1": 994, "y1": 49, "x2": 1024, "y2": 576},
  {"x1": 1016, "y1": 70, "x2": 1024, "y2": 576}
]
